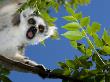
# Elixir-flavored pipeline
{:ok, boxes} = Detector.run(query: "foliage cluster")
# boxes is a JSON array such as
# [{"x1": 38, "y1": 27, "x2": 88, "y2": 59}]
[{"x1": 1, "y1": 0, "x2": 110, "y2": 82}]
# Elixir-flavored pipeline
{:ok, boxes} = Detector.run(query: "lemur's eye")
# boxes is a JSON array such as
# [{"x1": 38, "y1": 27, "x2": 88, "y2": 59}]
[
  {"x1": 28, "y1": 18, "x2": 36, "y2": 25},
  {"x1": 26, "y1": 26, "x2": 37, "y2": 39},
  {"x1": 38, "y1": 25, "x2": 45, "y2": 33}
]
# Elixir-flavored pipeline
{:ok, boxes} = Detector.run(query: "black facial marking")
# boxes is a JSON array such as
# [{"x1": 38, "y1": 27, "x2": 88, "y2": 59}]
[
  {"x1": 28, "y1": 18, "x2": 36, "y2": 25},
  {"x1": 11, "y1": 13, "x2": 20, "y2": 26},
  {"x1": 18, "y1": 44, "x2": 25, "y2": 54},
  {"x1": 38, "y1": 25, "x2": 45, "y2": 33},
  {"x1": 18, "y1": 44, "x2": 24, "y2": 51},
  {"x1": 26, "y1": 26, "x2": 37, "y2": 40},
  {"x1": 18, "y1": 3, "x2": 22, "y2": 5}
]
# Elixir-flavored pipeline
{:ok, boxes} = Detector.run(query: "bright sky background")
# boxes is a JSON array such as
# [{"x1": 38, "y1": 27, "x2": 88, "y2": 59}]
[{"x1": 9, "y1": 0, "x2": 110, "y2": 82}]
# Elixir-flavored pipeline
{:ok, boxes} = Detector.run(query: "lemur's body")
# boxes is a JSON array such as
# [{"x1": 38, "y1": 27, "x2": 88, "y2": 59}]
[{"x1": 0, "y1": 0, "x2": 56, "y2": 69}]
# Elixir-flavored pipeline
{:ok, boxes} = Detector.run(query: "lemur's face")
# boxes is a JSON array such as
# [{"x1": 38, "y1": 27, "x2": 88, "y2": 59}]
[
  {"x1": 26, "y1": 16, "x2": 48, "y2": 40},
  {"x1": 16, "y1": 8, "x2": 56, "y2": 45}
]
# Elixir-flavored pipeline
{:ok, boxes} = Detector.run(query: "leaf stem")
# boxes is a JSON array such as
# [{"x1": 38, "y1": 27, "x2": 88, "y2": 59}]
[
  {"x1": 75, "y1": 20, "x2": 106, "y2": 65},
  {"x1": 82, "y1": 28, "x2": 106, "y2": 65}
]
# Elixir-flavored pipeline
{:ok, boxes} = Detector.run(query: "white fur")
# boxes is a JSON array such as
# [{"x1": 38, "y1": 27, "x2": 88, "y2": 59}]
[{"x1": 0, "y1": 3, "x2": 57, "y2": 66}]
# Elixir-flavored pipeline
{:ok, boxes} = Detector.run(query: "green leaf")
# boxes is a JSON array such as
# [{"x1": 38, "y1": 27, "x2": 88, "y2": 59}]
[
  {"x1": 1, "y1": 68, "x2": 10, "y2": 76},
  {"x1": 53, "y1": 2, "x2": 59, "y2": 12},
  {"x1": 40, "y1": 12, "x2": 57, "y2": 26},
  {"x1": 73, "y1": 3, "x2": 78, "y2": 10},
  {"x1": 96, "y1": 49, "x2": 107, "y2": 55},
  {"x1": 77, "y1": 44, "x2": 92, "y2": 57},
  {"x1": 86, "y1": 48, "x2": 92, "y2": 57},
  {"x1": 73, "y1": 56, "x2": 92, "y2": 69},
  {"x1": 52, "y1": 69, "x2": 64, "y2": 75},
  {"x1": 51, "y1": 30, "x2": 60, "y2": 40},
  {"x1": 87, "y1": 25, "x2": 92, "y2": 36},
  {"x1": 63, "y1": 16, "x2": 77, "y2": 21},
  {"x1": 78, "y1": 60, "x2": 92, "y2": 69},
  {"x1": 58, "y1": 62, "x2": 69, "y2": 69},
  {"x1": 74, "y1": 12, "x2": 82, "y2": 20},
  {"x1": 70, "y1": 41, "x2": 77, "y2": 48},
  {"x1": 1, "y1": 75, "x2": 12, "y2": 82},
  {"x1": 49, "y1": 1, "x2": 59, "y2": 12},
  {"x1": 66, "y1": 60, "x2": 75, "y2": 69},
  {"x1": 62, "y1": 31, "x2": 84, "y2": 40},
  {"x1": 102, "y1": 29, "x2": 110, "y2": 46},
  {"x1": 40, "y1": 41, "x2": 45, "y2": 46},
  {"x1": 74, "y1": 0, "x2": 89, "y2": 5},
  {"x1": 102, "y1": 46, "x2": 110, "y2": 54},
  {"x1": 80, "y1": 17, "x2": 90, "y2": 27},
  {"x1": 72, "y1": 69, "x2": 79, "y2": 78},
  {"x1": 77, "y1": 44, "x2": 86, "y2": 54},
  {"x1": 65, "y1": 2, "x2": 75, "y2": 15},
  {"x1": 91, "y1": 22, "x2": 101, "y2": 34},
  {"x1": 63, "y1": 68, "x2": 71, "y2": 76},
  {"x1": 62, "y1": 22, "x2": 81, "y2": 31},
  {"x1": 92, "y1": 54, "x2": 105, "y2": 69},
  {"x1": 92, "y1": 33, "x2": 103, "y2": 47},
  {"x1": 85, "y1": 0, "x2": 91, "y2": 4},
  {"x1": 79, "y1": 69, "x2": 90, "y2": 79}
]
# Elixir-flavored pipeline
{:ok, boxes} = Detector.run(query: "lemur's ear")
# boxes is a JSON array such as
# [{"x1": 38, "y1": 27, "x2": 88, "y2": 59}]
[
  {"x1": 21, "y1": 8, "x2": 35, "y2": 18},
  {"x1": 11, "y1": 13, "x2": 20, "y2": 26}
]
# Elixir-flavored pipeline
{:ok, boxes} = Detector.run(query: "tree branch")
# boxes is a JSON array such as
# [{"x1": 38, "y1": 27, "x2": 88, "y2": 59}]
[{"x1": 0, "y1": 55, "x2": 82, "y2": 82}]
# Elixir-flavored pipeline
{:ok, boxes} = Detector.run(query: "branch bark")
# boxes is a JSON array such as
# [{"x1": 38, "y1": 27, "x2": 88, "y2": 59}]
[{"x1": 0, "y1": 55, "x2": 82, "y2": 82}]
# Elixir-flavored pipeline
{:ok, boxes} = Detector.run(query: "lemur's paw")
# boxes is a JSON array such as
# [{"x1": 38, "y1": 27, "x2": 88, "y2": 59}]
[
  {"x1": 24, "y1": 59, "x2": 38, "y2": 66},
  {"x1": 35, "y1": 65, "x2": 51, "y2": 73},
  {"x1": 23, "y1": 59, "x2": 50, "y2": 78},
  {"x1": 35, "y1": 64, "x2": 46, "y2": 71}
]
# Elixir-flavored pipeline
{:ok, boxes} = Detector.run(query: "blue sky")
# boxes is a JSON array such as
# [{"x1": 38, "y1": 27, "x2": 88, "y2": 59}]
[{"x1": 9, "y1": 0, "x2": 110, "y2": 82}]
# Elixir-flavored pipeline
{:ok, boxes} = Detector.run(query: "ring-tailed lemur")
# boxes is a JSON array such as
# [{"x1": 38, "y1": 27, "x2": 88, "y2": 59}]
[{"x1": 0, "y1": 0, "x2": 56, "y2": 71}]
